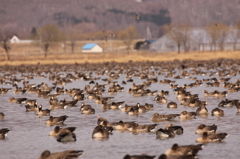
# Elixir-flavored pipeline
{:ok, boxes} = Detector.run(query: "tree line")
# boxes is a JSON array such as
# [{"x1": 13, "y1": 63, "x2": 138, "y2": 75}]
[
  {"x1": 164, "y1": 22, "x2": 240, "y2": 53},
  {"x1": 0, "y1": 24, "x2": 139, "y2": 60},
  {"x1": 1, "y1": 22, "x2": 240, "y2": 60}
]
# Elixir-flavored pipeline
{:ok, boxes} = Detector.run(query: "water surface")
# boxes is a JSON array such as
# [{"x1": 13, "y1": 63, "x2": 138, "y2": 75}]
[{"x1": 0, "y1": 61, "x2": 240, "y2": 159}]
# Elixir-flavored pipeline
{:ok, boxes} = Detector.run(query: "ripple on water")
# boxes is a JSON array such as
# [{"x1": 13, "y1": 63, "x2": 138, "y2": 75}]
[{"x1": 0, "y1": 61, "x2": 240, "y2": 159}]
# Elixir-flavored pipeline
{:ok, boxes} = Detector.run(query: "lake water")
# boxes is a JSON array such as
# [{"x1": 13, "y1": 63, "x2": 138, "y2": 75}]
[{"x1": 0, "y1": 60, "x2": 240, "y2": 159}]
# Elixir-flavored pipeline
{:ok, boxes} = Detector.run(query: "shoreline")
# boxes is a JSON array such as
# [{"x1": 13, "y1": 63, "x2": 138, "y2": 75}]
[{"x1": 0, "y1": 51, "x2": 239, "y2": 66}]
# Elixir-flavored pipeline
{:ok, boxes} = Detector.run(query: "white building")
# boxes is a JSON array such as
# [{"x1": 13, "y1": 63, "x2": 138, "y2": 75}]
[
  {"x1": 9, "y1": 35, "x2": 34, "y2": 44},
  {"x1": 9, "y1": 35, "x2": 21, "y2": 43},
  {"x1": 150, "y1": 28, "x2": 240, "y2": 52},
  {"x1": 82, "y1": 43, "x2": 103, "y2": 53}
]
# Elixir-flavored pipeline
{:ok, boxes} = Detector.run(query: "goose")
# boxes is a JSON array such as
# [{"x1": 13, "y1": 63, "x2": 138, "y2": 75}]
[
  {"x1": 45, "y1": 115, "x2": 68, "y2": 126},
  {"x1": 134, "y1": 14, "x2": 140, "y2": 20},
  {"x1": 49, "y1": 126, "x2": 77, "y2": 137},
  {"x1": 92, "y1": 125, "x2": 110, "y2": 139},
  {"x1": 165, "y1": 123, "x2": 183, "y2": 135},
  {"x1": 62, "y1": 99, "x2": 78, "y2": 107},
  {"x1": 57, "y1": 132, "x2": 76, "y2": 142},
  {"x1": 196, "y1": 105, "x2": 208, "y2": 115},
  {"x1": 196, "y1": 132, "x2": 228, "y2": 143},
  {"x1": 36, "y1": 105, "x2": 51, "y2": 117},
  {"x1": 126, "y1": 107, "x2": 139, "y2": 115},
  {"x1": 154, "y1": 95, "x2": 167, "y2": 104},
  {"x1": 165, "y1": 143, "x2": 203, "y2": 156},
  {"x1": 159, "y1": 154, "x2": 197, "y2": 159},
  {"x1": 0, "y1": 128, "x2": 10, "y2": 139},
  {"x1": 127, "y1": 123, "x2": 158, "y2": 133},
  {"x1": 80, "y1": 103, "x2": 95, "y2": 114},
  {"x1": 236, "y1": 102, "x2": 240, "y2": 113},
  {"x1": 213, "y1": 90, "x2": 228, "y2": 98},
  {"x1": 211, "y1": 108, "x2": 224, "y2": 116},
  {"x1": 8, "y1": 97, "x2": 27, "y2": 103},
  {"x1": 151, "y1": 113, "x2": 179, "y2": 122},
  {"x1": 144, "y1": 103, "x2": 154, "y2": 110},
  {"x1": 24, "y1": 99, "x2": 37, "y2": 106},
  {"x1": 110, "y1": 120, "x2": 126, "y2": 131},
  {"x1": 137, "y1": 103, "x2": 147, "y2": 113},
  {"x1": 179, "y1": 111, "x2": 196, "y2": 119},
  {"x1": 49, "y1": 102, "x2": 67, "y2": 110},
  {"x1": 0, "y1": 112, "x2": 5, "y2": 119},
  {"x1": 123, "y1": 154, "x2": 155, "y2": 159},
  {"x1": 25, "y1": 103, "x2": 38, "y2": 112},
  {"x1": 38, "y1": 150, "x2": 84, "y2": 159},
  {"x1": 156, "y1": 128, "x2": 175, "y2": 139},
  {"x1": 195, "y1": 124, "x2": 217, "y2": 135},
  {"x1": 167, "y1": 102, "x2": 178, "y2": 108},
  {"x1": 218, "y1": 99, "x2": 238, "y2": 107}
]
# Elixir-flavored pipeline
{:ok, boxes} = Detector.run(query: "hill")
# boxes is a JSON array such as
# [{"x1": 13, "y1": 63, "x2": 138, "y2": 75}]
[{"x1": 0, "y1": 0, "x2": 239, "y2": 38}]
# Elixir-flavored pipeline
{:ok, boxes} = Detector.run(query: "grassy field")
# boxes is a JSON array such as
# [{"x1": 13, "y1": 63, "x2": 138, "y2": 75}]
[{"x1": 0, "y1": 40, "x2": 240, "y2": 66}]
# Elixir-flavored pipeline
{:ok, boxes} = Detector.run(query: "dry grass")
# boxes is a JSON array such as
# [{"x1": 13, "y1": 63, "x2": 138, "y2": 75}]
[{"x1": 0, "y1": 41, "x2": 240, "y2": 66}]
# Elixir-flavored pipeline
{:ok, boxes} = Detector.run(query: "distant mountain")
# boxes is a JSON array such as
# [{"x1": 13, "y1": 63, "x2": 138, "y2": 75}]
[{"x1": 0, "y1": 0, "x2": 239, "y2": 39}]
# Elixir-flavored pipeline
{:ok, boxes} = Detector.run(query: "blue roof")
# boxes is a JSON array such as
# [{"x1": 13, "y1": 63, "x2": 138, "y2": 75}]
[
  {"x1": 82, "y1": 43, "x2": 97, "y2": 50},
  {"x1": 146, "y1": 39, "x2": 156, "y2": 43}
]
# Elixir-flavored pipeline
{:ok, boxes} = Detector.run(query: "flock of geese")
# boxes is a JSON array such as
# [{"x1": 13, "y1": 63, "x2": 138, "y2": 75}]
[{"x1": 0, "y1": 59, "x2": 240, "y2": 159}]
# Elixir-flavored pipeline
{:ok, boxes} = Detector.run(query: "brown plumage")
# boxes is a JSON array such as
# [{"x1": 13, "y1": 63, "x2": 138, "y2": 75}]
[
  {"x1": 211, "y1": 108, "x2": 224, "y2": 116},
  {"x1": 36, "y1": 105, "x2": 51, "y2": 117},
  {"x1": 0, "y1": 128, "x2": 10, "y2": 139},
  {"x1": 39, "y1": 150, "x2": 84, "y2": 159},
  {"x1": 57, "y1": 132, "x2": 76, "y2": 142},
  {"x1": 165, "y1": 143, "x2": 203, "y2": 156},
  {"x1": 0, "y1": 112, "x2": 5, "y2": 119},
  {"x1": 196, "y1": 132, "x2": 228, "y2": 143},
  {"x1": 80, "y1": 103, "x2": 95, "y2": 114},
  {"x1": 151, "y1": 113, "x2": 179, "y2": 122},
  {"x1": 195, "y1": 124, "x2": 217, "y2": 135},
  {"x1": 180, "y1": 111, "x2": 196, "y2": 119},
  {"x1": 123, "y1": 154, "x2": 155, "y2": 159},
  {"x1": 92, "y1": 125, "x2": 110, "y2": 139},
  {"x1": 45, "y1": 115, "x2": 68, "y2": 126},
  {"x1": 49, "y1": 126, "x2": 77, "y2": 137}
]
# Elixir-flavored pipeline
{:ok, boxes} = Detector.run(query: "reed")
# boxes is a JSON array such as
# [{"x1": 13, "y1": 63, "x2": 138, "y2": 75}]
[{"x1": 0, "y1": 41, "x2": 240, "y2": 66}]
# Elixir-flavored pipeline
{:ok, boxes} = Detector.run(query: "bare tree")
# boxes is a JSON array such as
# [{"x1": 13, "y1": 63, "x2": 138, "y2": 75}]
[
  {"x1": 217, "y1": 24, "x2": 229, "y2": 51},
  {"x1": 69, "y1": 34, "x2": 78, "y2": 53},
  {"x1": 0, "y1": 28, "x2": 12, "y2": 60},
  {"x1": 194, "y1": 32, "x2": 205, "y2": 52},
  {"x1": 206, "y1": 23, "x2": 229, "y2": 51},
  {"x1": 230, "y1": 22, "x2": 240, "y2": 51},
  {"x1": 38, "y1": 24, "x2": 62, "y2": 58},
  {"x1": 165, "y1": 23, "x2": 191, "y2": 53},
  {"x1": 65, "y1": 26, "x2": 79, "y2": 54},
  {"x1": 118, "y1": 26, "x2": 138, "y2": 54},
  {"x1": 206, "y1": 24, "x2": 218, "y2": 51},
  {"x1": 180, "y1": 25, "x2": 191, "y2": 52}
]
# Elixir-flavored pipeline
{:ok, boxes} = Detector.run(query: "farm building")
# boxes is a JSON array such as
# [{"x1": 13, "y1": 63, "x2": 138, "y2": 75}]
[
  {"x1": 135, "y1": 39, "x2": 156, "y2": 50},
  {"x1": 82, "y1": 43, "x2": 103, "y2": 53},
  {"x1": 150, "y1": 28, "x2": 240, "y2": 53},
  {"x1": 9, "y1": 35, "x2": 21, "y2": 43},
  {"x1": 9, "y1": 35, "x2": 35, "y2": 44}
]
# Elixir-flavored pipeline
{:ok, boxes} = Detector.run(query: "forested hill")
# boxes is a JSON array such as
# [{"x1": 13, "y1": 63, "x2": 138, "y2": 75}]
[{"x1": 0, "y1": 0, "x2": 239, "y2": 38}]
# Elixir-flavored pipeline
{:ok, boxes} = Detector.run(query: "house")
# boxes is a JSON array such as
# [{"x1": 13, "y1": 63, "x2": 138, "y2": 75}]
[
  {"x1": 150, "y1": 28, "x2": 240, "y2": 53},
  {"x1": 9, "y1": 35, "x2": 34, "y2": 44},
  {"x1": 9, "y1": 35, "x2": 20, "y2": 43},
  {"x1": 135, "y1": 39, "x2": 156, "y2": 50},
  {"x1": 82, "y1": 43, "x2": 103, "y2": 53}
]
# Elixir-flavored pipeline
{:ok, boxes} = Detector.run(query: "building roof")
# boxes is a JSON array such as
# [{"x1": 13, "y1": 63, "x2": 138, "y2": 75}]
[
  {"x1": 9, "y1": 35, "x2": 20, "y2": 43},
  {"x1": 82, "y1": 43, "x2": 98, "y2": 50},
  {"x1": 146, "y1": 39, "x2": 156, "y2": 43}
]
